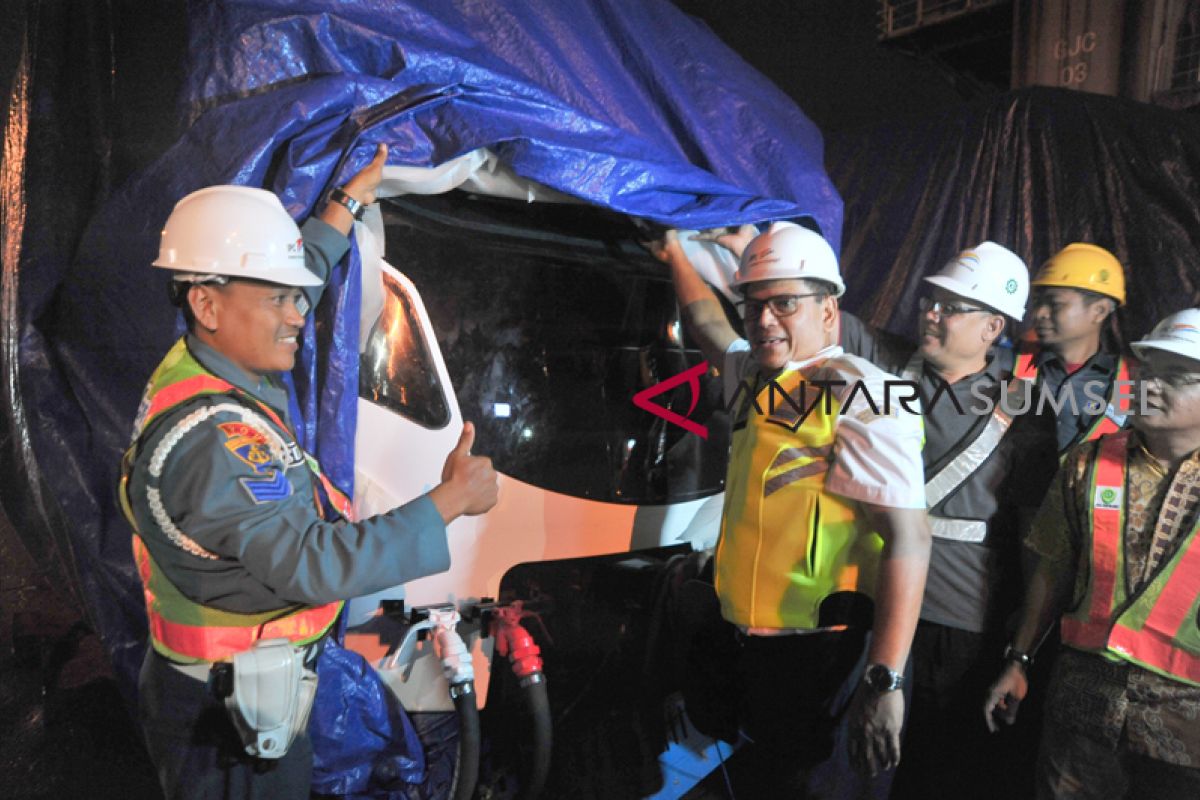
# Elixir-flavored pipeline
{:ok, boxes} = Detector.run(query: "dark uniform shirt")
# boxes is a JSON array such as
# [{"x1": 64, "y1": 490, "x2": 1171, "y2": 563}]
[
  {"x1": 126, "y1": 217, "x2": 451, "y2": 615},
  {"x1": 1030, "y1": 348, "x2": 1123, "y2": 452},
  {"x1": 841, "y1": 312, "x2": 1059, "y2": 632}
]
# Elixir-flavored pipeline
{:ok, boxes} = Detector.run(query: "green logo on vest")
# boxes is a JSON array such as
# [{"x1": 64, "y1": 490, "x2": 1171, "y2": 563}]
[{"x1": 1095, "y1": 486, "x2": 1122, "y2": 510}]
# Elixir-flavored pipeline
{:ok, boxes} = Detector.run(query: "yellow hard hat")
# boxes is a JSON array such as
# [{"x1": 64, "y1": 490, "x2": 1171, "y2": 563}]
[{"x1": 1031, "y1": 243, "x2": 1125, "y2": 305}]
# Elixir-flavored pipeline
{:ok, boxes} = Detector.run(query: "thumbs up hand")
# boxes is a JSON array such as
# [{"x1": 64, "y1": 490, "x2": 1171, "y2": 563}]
[{"x1": 431, "y1": 422, "x2": 499, "y2": 522}]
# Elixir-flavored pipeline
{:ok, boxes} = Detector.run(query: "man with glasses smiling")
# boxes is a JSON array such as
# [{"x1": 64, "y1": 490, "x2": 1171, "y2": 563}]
[
  {"x1": 876, "y1": 244, "x2": 1060, "y2": 800},
  {"x1": 985, "y1": 308, "x2": 1200, "y2": 799},
  {"x1": 687, "y1": 230, "x2": 1060, "y2": 798},
  {"x1": 649, "y1": 222, "x2": 929, "y2": 799}
]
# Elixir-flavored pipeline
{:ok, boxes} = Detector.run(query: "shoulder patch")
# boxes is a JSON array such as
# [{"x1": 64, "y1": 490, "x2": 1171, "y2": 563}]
[
  {"x1": 218, "y1": 421, "x2": 275, "y2": 474},
  {"x1": 239, "y1": 471, "x2": 293, "y2": 504}
]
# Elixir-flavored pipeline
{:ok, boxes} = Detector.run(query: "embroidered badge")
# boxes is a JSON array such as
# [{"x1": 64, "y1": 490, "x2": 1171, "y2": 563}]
[
  {"x1": 218, "y1": 421, "x2": 275, "y2": 474},
  {"x1": 1093, "y1": 485, "x2": 1123, "y2": 511},
  {"x1": 283, "y1": 440, "x2": 305, "y2": 469},
  {"x1": 239, "y1": 472, "x2": 293, "y2": 504}
]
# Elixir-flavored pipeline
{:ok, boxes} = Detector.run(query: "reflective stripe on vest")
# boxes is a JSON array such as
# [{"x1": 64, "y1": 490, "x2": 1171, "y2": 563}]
[
  {"x1": 715, "y1": 362, "x2": 881, "y2": 629},
  {"x1": 902, "y1": 356, "x2": 1020, "y2": 544},
  {"x1": 1079, "y1": 356, "x2": 1132, "y2": 442},
  {"x1": 1014, "y1": 351, "x2": 1037, "y2": 381},
  {"x1": 1061, "y1": 431, "x2": 1200, "y2": 686},
  {"x1": 121, "y1": 338, "x2": 345, "y2": 662},
  {"x1": 132, "y1": 537, "x2": 340, "y2": 663}
]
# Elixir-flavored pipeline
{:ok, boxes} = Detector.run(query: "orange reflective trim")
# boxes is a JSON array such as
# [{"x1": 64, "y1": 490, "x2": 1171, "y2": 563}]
[
  {"x1": 1078, "y1": 357, "x2": 1131, "y2": 443},
  {"x1": 1089, "y1": 433, "x2": 1126, "y2": 622},
  {"x1": 144, "y1": 375, "x2": 235, "y2": 426},
  {"x1": 146, "y1": 601, "x2": 341, "y2": 662},
  {"x1": 1064, "y1": 433, "x2": 1127, "y2": 649},
  {"x1": 1139, "y1": 532, "x2": 1200, "y2": 644},
  {"x1": 316, "y1": 471, "x2": 354, "y2": 521},
  {"x1": 1109, "y1": 623, "x2": 1200, "y2": 685},
  {"x1": 1085, "y1": 415, "x2": 1122, "y2": 441},
  {"x1": 1014, "y1": 351, "x2": 1038, "y2": 381},
  {"x1": 1113, "y1": 357, "x2": 1132, "y2": 412}
]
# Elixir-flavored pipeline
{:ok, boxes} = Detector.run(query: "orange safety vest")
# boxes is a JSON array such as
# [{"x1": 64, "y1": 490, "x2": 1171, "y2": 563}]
[
  {"x1": 1014, "y1": 348, "x2": 1133, "y2": 445},
  {"x1": 1060, "y1": 431, "x2": 1200, "y2": 686},
  {"x1": 119, "y1": 339, "x2": 347, "y2": 663}
]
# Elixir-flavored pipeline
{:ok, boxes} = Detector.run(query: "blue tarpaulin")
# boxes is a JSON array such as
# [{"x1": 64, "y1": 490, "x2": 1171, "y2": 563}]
[{"x1": 10, "y1": 0, "x2": 839, "y2": 792}]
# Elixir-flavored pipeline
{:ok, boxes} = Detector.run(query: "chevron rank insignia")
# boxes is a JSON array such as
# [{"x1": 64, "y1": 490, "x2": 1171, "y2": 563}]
[{"x1": 239, "y1": 471, "x2": 292, "y2": 504}]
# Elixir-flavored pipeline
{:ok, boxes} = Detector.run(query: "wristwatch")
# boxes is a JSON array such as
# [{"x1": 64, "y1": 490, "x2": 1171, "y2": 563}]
[
  {"x1": 1003, "y1": 644, "x2": 1034, "y2": 669},
  {"x1": 329, "y1": 186, "x2": 366, "y2": 221},
  {"x1": 863, "y1": 663, "x2": 904, "y2": 693}
]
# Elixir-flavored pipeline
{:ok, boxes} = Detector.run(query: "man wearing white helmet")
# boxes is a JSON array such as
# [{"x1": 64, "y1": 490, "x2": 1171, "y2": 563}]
[
  {"x1": 120, "y1": 144, "x2": 499, "y2": 799},
  {"x1": 986, "y1": 308, "x2": 1200, "y2": 799},
  {"x1": 877, "y1": 243, "x2": 1059, "y2": 800},
  {"x1": 685, "y1": 230, "x2": 1060, "y2": 798},
  {"x1": 650, "y1": 223, "x2": 930, "y2": 799}
]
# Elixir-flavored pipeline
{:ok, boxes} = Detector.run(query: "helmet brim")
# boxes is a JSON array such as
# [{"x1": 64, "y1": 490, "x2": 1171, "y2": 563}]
[
  {"x1": 1131, "y1": 339, "x2": 1200, "y2": 364},
  {"x1": 923, "y1": 275, "x2": 1023, "y2": 321},
  {"x1": 155, "y1": 262, "x2": 324, "y2": 288},
  {"x1": 1030, "y1": 277, "x2": 1125, "y2": 305}
]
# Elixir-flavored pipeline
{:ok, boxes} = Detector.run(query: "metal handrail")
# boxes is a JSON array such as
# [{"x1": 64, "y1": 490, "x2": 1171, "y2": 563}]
[{"x1": 878, "y1": 0, "x2": 1008, "y2": 40}]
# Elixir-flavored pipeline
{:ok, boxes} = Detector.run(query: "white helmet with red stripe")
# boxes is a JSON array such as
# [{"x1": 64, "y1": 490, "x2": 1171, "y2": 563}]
[
  {"x1": 153, "y1": 185, "x2": 320, "y2": 287},
  {"x1": 732, "y1": 222, "x2": 845, "y2": 297},
  {"x1": 1131, "y1": 308, "x2": 1200, "y2": 364}
]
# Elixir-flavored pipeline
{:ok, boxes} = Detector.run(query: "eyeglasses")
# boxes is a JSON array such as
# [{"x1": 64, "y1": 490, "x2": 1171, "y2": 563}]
[
  {"x1": 740, "y1": 293, "x2": 824, "y2": 320},
  {"x1": 919, "y1": 297, "x2": 990, "y2": 318}
]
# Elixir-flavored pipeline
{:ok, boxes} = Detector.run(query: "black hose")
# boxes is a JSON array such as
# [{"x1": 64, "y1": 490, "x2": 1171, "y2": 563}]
[
  {"x1": 448, "y1": 681, "x2": 480, "y2": 800},
  {"x1": 517, "y1": 675, "x2": 552, "y2": 800}
]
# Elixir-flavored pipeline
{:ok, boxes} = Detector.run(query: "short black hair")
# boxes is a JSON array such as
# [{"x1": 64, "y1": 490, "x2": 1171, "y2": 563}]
[
  {"x1": 1077, "y1": 287, "x2": 1117, "y2": 309},
  {"x1": 168, "y1": 281, "x2": 198, "y2": 333}
]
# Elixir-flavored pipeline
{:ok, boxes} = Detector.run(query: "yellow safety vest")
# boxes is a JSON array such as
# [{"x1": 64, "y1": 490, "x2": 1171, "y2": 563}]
[{"x1": 714, "y1": 362, "x2": 882, "y2": 629}]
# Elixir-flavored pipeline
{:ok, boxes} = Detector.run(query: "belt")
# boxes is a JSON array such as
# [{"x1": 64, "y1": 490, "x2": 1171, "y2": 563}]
[{"x1": 164, "y1": 636, "x2": 326, "y2": 682}]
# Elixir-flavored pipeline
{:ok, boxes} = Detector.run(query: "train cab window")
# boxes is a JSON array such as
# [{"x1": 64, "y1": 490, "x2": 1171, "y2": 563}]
[
  {"x1": 360, "y1": 272, "x2": 452, "y2": 430},
  {"x1": 373, "y1": 191, "x2": 731, "y2": 505}
]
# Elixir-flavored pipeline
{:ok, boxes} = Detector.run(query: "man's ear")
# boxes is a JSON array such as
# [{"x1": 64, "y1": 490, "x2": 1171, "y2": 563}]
[
  {"x1": 188, "y1": 285, "x2": 220, "y2": 333},
  {"x1": 1088, "y1": 298, "x2": 1116, "y2": 326},
  {"x1": 822, "y1": 295, "x2": 840, "y2": 332},
  {"x1": 981, "y1": 314, "x2": 1006, "y2": 346}
]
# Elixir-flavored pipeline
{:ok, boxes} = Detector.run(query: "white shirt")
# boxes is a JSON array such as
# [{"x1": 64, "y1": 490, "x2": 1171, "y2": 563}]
[{"x1": 723, "y1": 340, "x2": 926, "y2": 511}]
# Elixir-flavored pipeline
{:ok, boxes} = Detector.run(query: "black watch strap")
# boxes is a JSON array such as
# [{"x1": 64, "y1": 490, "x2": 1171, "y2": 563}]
[
  {"x1": 1003, "y1": 644, "x2": 1033, "y2": 669},
  {"x1": 329, "y1": 186, "x2": 366, "y2": 221}
]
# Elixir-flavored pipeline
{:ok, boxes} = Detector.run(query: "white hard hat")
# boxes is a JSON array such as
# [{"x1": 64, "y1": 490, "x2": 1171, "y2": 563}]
[
  {"x1": 923, "y1": 241, "x2": 1028, "y2": 321},
  {"x1": 153, "y1": 186, "x2": 320, "y2": 287},
  {"x1": 1131, "y1": 309, "x2": 1200, "y2": 364},
  {"x1": 733, "y1": 221, "x2": 845, "y2": 297}
]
